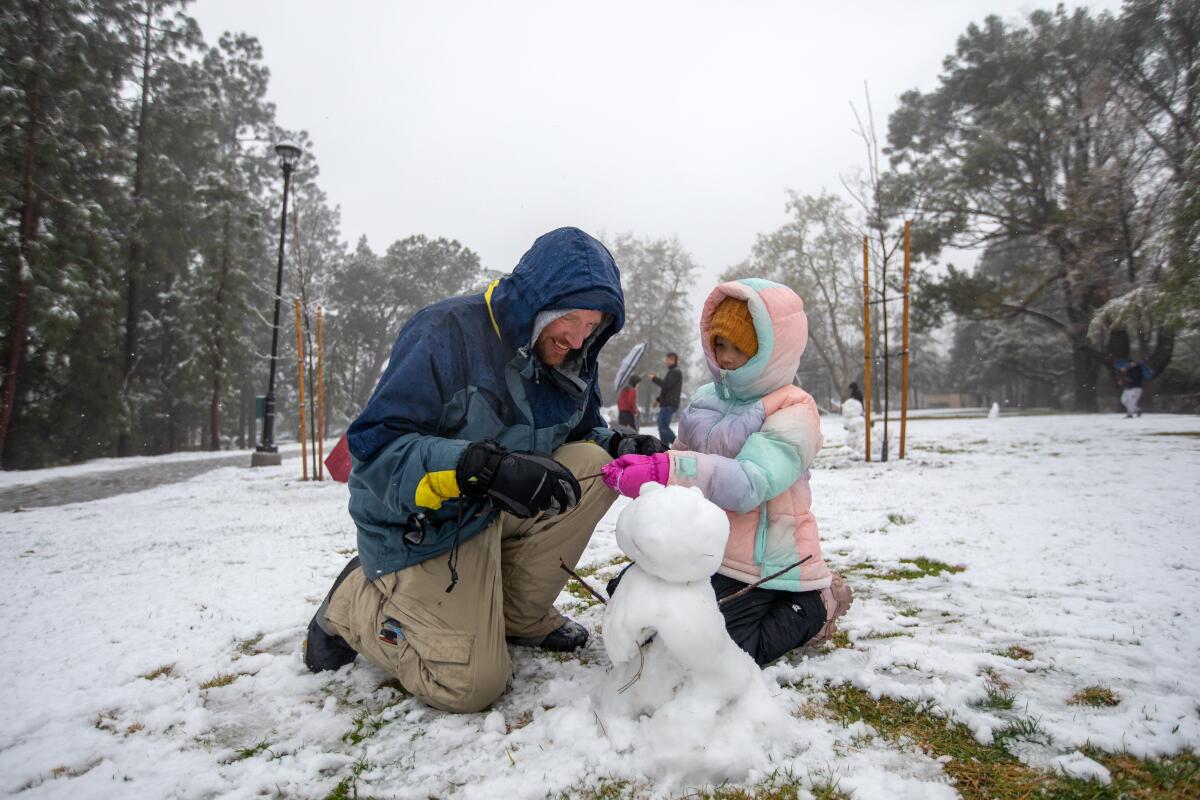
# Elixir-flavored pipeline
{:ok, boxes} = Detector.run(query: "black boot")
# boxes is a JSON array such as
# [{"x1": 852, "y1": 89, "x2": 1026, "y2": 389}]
[
  {"x1": 507, "y1": 618, "x2": 589, "y2": 653},
  {"x1": 303, "y1": 556, "x2": 361, "y2": 673}
]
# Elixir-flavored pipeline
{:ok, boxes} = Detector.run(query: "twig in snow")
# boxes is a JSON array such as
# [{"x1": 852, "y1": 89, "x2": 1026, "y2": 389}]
[
  {"x1": 559, "y1": 558, "x2": 608, "y2": 605},
  {"x1": 618, "y1": 639, "x2": 648, "y2": 694},
  {"x1": 717, "y1": 556, "x2": 813, "y2": 607},
  {"x1": 592, "y1": 707, "x2": 610, "y2": 741}
]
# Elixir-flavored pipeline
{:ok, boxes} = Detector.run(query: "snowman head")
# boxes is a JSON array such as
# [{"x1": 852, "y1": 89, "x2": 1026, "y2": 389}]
[{"x1": 615, "y1": 484, "x2": 730, "y2": 583}]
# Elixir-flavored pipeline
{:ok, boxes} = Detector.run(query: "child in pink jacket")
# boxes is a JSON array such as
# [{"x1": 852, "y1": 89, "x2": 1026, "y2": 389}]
[{"x1": 603, "y1": 279, "x2": 852, "y2": 664}]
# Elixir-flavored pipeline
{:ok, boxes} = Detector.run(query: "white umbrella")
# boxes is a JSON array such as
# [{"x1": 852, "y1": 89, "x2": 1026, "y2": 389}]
[{"x1": 613, "y1": 342, "x2": 648, "y2": 394}]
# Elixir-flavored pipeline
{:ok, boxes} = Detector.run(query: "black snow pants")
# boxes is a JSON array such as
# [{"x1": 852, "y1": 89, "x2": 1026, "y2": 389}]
[{"x1": 606, "y1": 567, "x2": 826, "y2": 667}]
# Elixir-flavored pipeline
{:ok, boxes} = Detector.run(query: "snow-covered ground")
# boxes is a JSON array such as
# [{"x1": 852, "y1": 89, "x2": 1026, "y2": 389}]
[
  {"x1": 2, "y1": 414, "x2": 1198, "y2": 798},
  {"x1": 0, "y1": 440, "x2": 327, "y2": 490}
]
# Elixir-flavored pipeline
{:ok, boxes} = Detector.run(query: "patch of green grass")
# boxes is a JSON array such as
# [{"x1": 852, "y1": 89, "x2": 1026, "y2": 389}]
[
  {"x1": 140, "y1": 663, "x2": 175, "y2": 680},
  {"x1": 342, "y1": 709, "x2": 388, "y2": 746},
  {"x1": 996, "y1": 645, "x2": 1035, "y2": 661},
  {"x1": 236, "y1": 634, "x2": 264, "y2": 657},
  {"x1": 376, "y1": 678, "x2": 410, "y2": 697},
  {"x1": 94, "y1": 713, "x2": 119, "y2": 735},
  {"x1": 233, "y1": 740, "x2": 271, "y2": 760},
  {"x1": 831, "y1": 630, "x2": 853, "y2": 649},
  {"x1": 887, "y1": 512, "x2": 914, "y2": 526},
  {"x1": 809, "y1": 769, "x2": 853, "y2": 800},
  {"x1": 877, "y1": 557, "x2": 965, "y2": 581},
  {"x1": 334, "y1": 547, "x2": 357, "y2": 556},
  {"x1": 976, "y1": 670, "x2": 1016, "y2": 710},
  {"x1": 339, "y1": 688, "x2": 411, "y2": 747},
  {"x1": 575, "y1": 554, "x2": 630, "y2": 578},
  {"x1": 557, "y1": 778, "x2": 640, "y2": 799},
  {"x1": 324, "y1": 757, "x2": 371, "y2": 800},
  {"x1": 826, "y1": 682, "x2": 1200, "y2": 798},
  {"x1": 1069, "y1": 685, "x2": 1121, "y2": 708},
  {"x1": 199, "y1": 673, "x2": 238, "y2": 690},
  {"x1": 562, "y1": 600, "x2": 594, "y2": 615},
  {"x1": 862, "y1": 631, "x2": 913, "y2": 640},
  {"x1": 904, "y1": 557, "x2": 964, "y2": 576},
  {"x1": 825, "y1": 683, "x2": 1042, "y2": 797},
  {"x1": 992, "y1": 715, "x2": 1052, "y2": 749},
  {"x1": 559, "y1": 765, "x2": 840, "y2": 799},
  {"x1": 563, "y1": 579, "x2": 606, "y2": 606},
  {"x1": 540, "y1": 648, "x2": 595, "y2": 666},
  {"x1": 1083, "y1": 747, "x2": 1200, "y2": 799},
  {"x1": 507, "y1": 710, "x2": 534, "y2": 733}
]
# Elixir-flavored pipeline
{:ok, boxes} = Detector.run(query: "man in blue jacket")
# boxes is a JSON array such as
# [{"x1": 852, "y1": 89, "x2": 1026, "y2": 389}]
[{"x1": 304, "y1": 227, "x2": 665, "y2": 712}]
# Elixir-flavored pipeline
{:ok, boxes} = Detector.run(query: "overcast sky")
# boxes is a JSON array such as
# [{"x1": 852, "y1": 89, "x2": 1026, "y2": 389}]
[{"x1": 192, "y1": 0, "x2": 1122, "y2": 305}]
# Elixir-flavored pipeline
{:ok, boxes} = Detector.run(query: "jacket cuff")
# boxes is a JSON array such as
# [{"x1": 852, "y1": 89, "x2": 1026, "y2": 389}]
[
  {"x1": 587, "y1": 425, "x2": 618, "y2": 455},
  {"x1": 667, "y1": 451, "x2": 699, "y2": 485}
]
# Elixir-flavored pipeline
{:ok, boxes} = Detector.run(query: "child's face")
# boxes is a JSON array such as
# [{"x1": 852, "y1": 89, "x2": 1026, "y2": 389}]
[{"x1": 713, "y1": 335, "x2": 752, "y2": 371}]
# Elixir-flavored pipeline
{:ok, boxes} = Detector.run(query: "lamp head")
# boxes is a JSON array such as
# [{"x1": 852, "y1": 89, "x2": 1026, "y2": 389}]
[{"x1": 274, "y1": 142, "x2": 302, "y2": 171}]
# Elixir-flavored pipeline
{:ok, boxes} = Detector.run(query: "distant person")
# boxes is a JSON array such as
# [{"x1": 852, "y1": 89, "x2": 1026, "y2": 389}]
[
  {"x1": 848, "y1": 382, "x2": 864, "y2": 403},
  {"x1": 617, "y1": 374, "x2": 641, "y2": 432},
  {"x1": 605, "y1": 280, "x2": 852, "y2": 665},
  {"x1": 1118, "y1": 358, "x2": 1149, "y2": 417},
  {"x1": 647, "y1": 352, "x2": 683, "y2": 446}
]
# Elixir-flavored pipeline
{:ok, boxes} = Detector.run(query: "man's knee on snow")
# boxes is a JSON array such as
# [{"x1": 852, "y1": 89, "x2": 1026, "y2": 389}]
[{"x1": 419, "y1": 656, "x2": 510, "y2": 714}]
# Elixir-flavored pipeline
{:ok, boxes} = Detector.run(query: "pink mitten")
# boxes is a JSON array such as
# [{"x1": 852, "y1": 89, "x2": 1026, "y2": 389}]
[{"x1": 601, "y1": 452, "x2": 670, "y2": 498}]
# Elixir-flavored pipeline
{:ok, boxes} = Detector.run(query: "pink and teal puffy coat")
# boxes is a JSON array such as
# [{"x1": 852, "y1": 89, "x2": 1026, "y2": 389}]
[{"x1": 665, "y1": 279, "x2": 831, "y2": 592}]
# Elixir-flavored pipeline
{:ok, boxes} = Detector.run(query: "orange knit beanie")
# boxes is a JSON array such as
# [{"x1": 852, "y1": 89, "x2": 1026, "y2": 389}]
[{"x1": 710, "y1": 297, "x2": 758, "y2": 358}]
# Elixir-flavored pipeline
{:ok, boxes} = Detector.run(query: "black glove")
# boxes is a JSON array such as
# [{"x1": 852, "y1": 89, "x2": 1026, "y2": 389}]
[
  {"x1": 607, "y1": 431, "x2": 668, "y2": 458},
  {"x1": 457, "y1": 440, "x2": 581, "y2": 519}
]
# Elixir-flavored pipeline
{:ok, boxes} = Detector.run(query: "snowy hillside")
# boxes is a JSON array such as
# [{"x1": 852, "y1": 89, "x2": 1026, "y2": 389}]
[{"x1": 2, "y1": 414, "x2": 1198, "y2": 799}]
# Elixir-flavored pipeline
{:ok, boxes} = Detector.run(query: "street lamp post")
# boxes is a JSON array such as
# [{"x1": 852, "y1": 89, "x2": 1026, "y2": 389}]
[{"x1": 252, "y1": 142, "x2": 303, "y2": 467}]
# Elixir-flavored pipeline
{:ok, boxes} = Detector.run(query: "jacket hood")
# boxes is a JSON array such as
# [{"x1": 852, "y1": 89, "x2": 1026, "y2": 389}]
[
  {"x1": 700, "y1": 278, "x2": 808, "y2": 401},
  {"x1": 488, "y1": 228, "x2": 625, "y2": 360}
]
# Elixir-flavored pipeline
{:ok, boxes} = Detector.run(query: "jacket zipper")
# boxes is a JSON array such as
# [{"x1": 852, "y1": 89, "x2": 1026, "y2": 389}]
[{"x1": 703, "y1": 372, "x2": 735, "y2": 452}]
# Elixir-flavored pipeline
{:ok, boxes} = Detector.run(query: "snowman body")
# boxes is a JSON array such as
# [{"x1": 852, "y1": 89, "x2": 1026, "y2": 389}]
[
  {"x1": 841, "y1": 397, "x2": 865, "y2": 455},
  {"x1": 596, "y1": 484, "x2": 806, "y2": 784}
]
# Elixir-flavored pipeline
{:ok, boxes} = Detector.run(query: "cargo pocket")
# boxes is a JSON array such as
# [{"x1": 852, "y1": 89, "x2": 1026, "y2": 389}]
[
  {"x1": 405, "y1": 630, "x2": 474, "y2": 668},
  {"x1": 402, "y1": 630, "x2": 476, "y2": 701}
]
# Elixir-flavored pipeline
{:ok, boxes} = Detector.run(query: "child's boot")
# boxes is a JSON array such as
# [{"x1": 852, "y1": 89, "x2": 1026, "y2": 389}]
[{"x1": 807, "y1": 572, "x2": 853, "y2": 647}]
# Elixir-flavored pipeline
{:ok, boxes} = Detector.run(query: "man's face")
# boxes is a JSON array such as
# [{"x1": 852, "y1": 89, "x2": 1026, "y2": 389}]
[
  {"x1": 534, "y1": 310, "x2": 604, "y2": 366},
  {"x1": 664, "y1": 354, "x2": 677, "y2": 369}
]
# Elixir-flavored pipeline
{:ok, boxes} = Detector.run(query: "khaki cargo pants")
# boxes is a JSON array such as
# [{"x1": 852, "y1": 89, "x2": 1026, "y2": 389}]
[{"x1": 324, "y1": 441, "x2": 615, "y2": 713}]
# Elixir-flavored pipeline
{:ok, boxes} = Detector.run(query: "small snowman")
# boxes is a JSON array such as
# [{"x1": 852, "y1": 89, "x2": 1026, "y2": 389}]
[{"x1": 596, "y1": 484, "x2": 806, "y2": 785}]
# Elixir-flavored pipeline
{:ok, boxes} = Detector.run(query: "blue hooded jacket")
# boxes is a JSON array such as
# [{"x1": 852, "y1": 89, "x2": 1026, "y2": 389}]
[{"x1": 346, "y1": 227, "x2": 625, "y2": 579}]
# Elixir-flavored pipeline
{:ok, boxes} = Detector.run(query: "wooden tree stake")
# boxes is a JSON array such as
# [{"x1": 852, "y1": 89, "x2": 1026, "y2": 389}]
[
  {"x1": 316, "y1": 305, "x2": 325, "y2": 480},
  {"x1": 294, "y1": 298, "x2": 308, "y2": 481},
  {"x1": 862, "y1": 235, "x2": 872, "y2": 463},
  {"x1": 900, "y1": 221, "x2": 912, "y2": 459}
]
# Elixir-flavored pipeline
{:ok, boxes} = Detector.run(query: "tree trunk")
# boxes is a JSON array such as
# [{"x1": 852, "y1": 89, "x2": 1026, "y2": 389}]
[
  {"x1": 209, "y1": 208, "x2": 232, "y2": 451},
  {"x1": 1070, "y1": 344, "x2": 1099, "y2": 412},
  {"x1": 0, "y1": 0, "x2": 46, "y2": 467},
  {"x1": 118, "y1": 2, "x2": 154, "y2": 457},
  {"x1": 356, "y1": 347, "x2": 390, "y2": 411}
]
